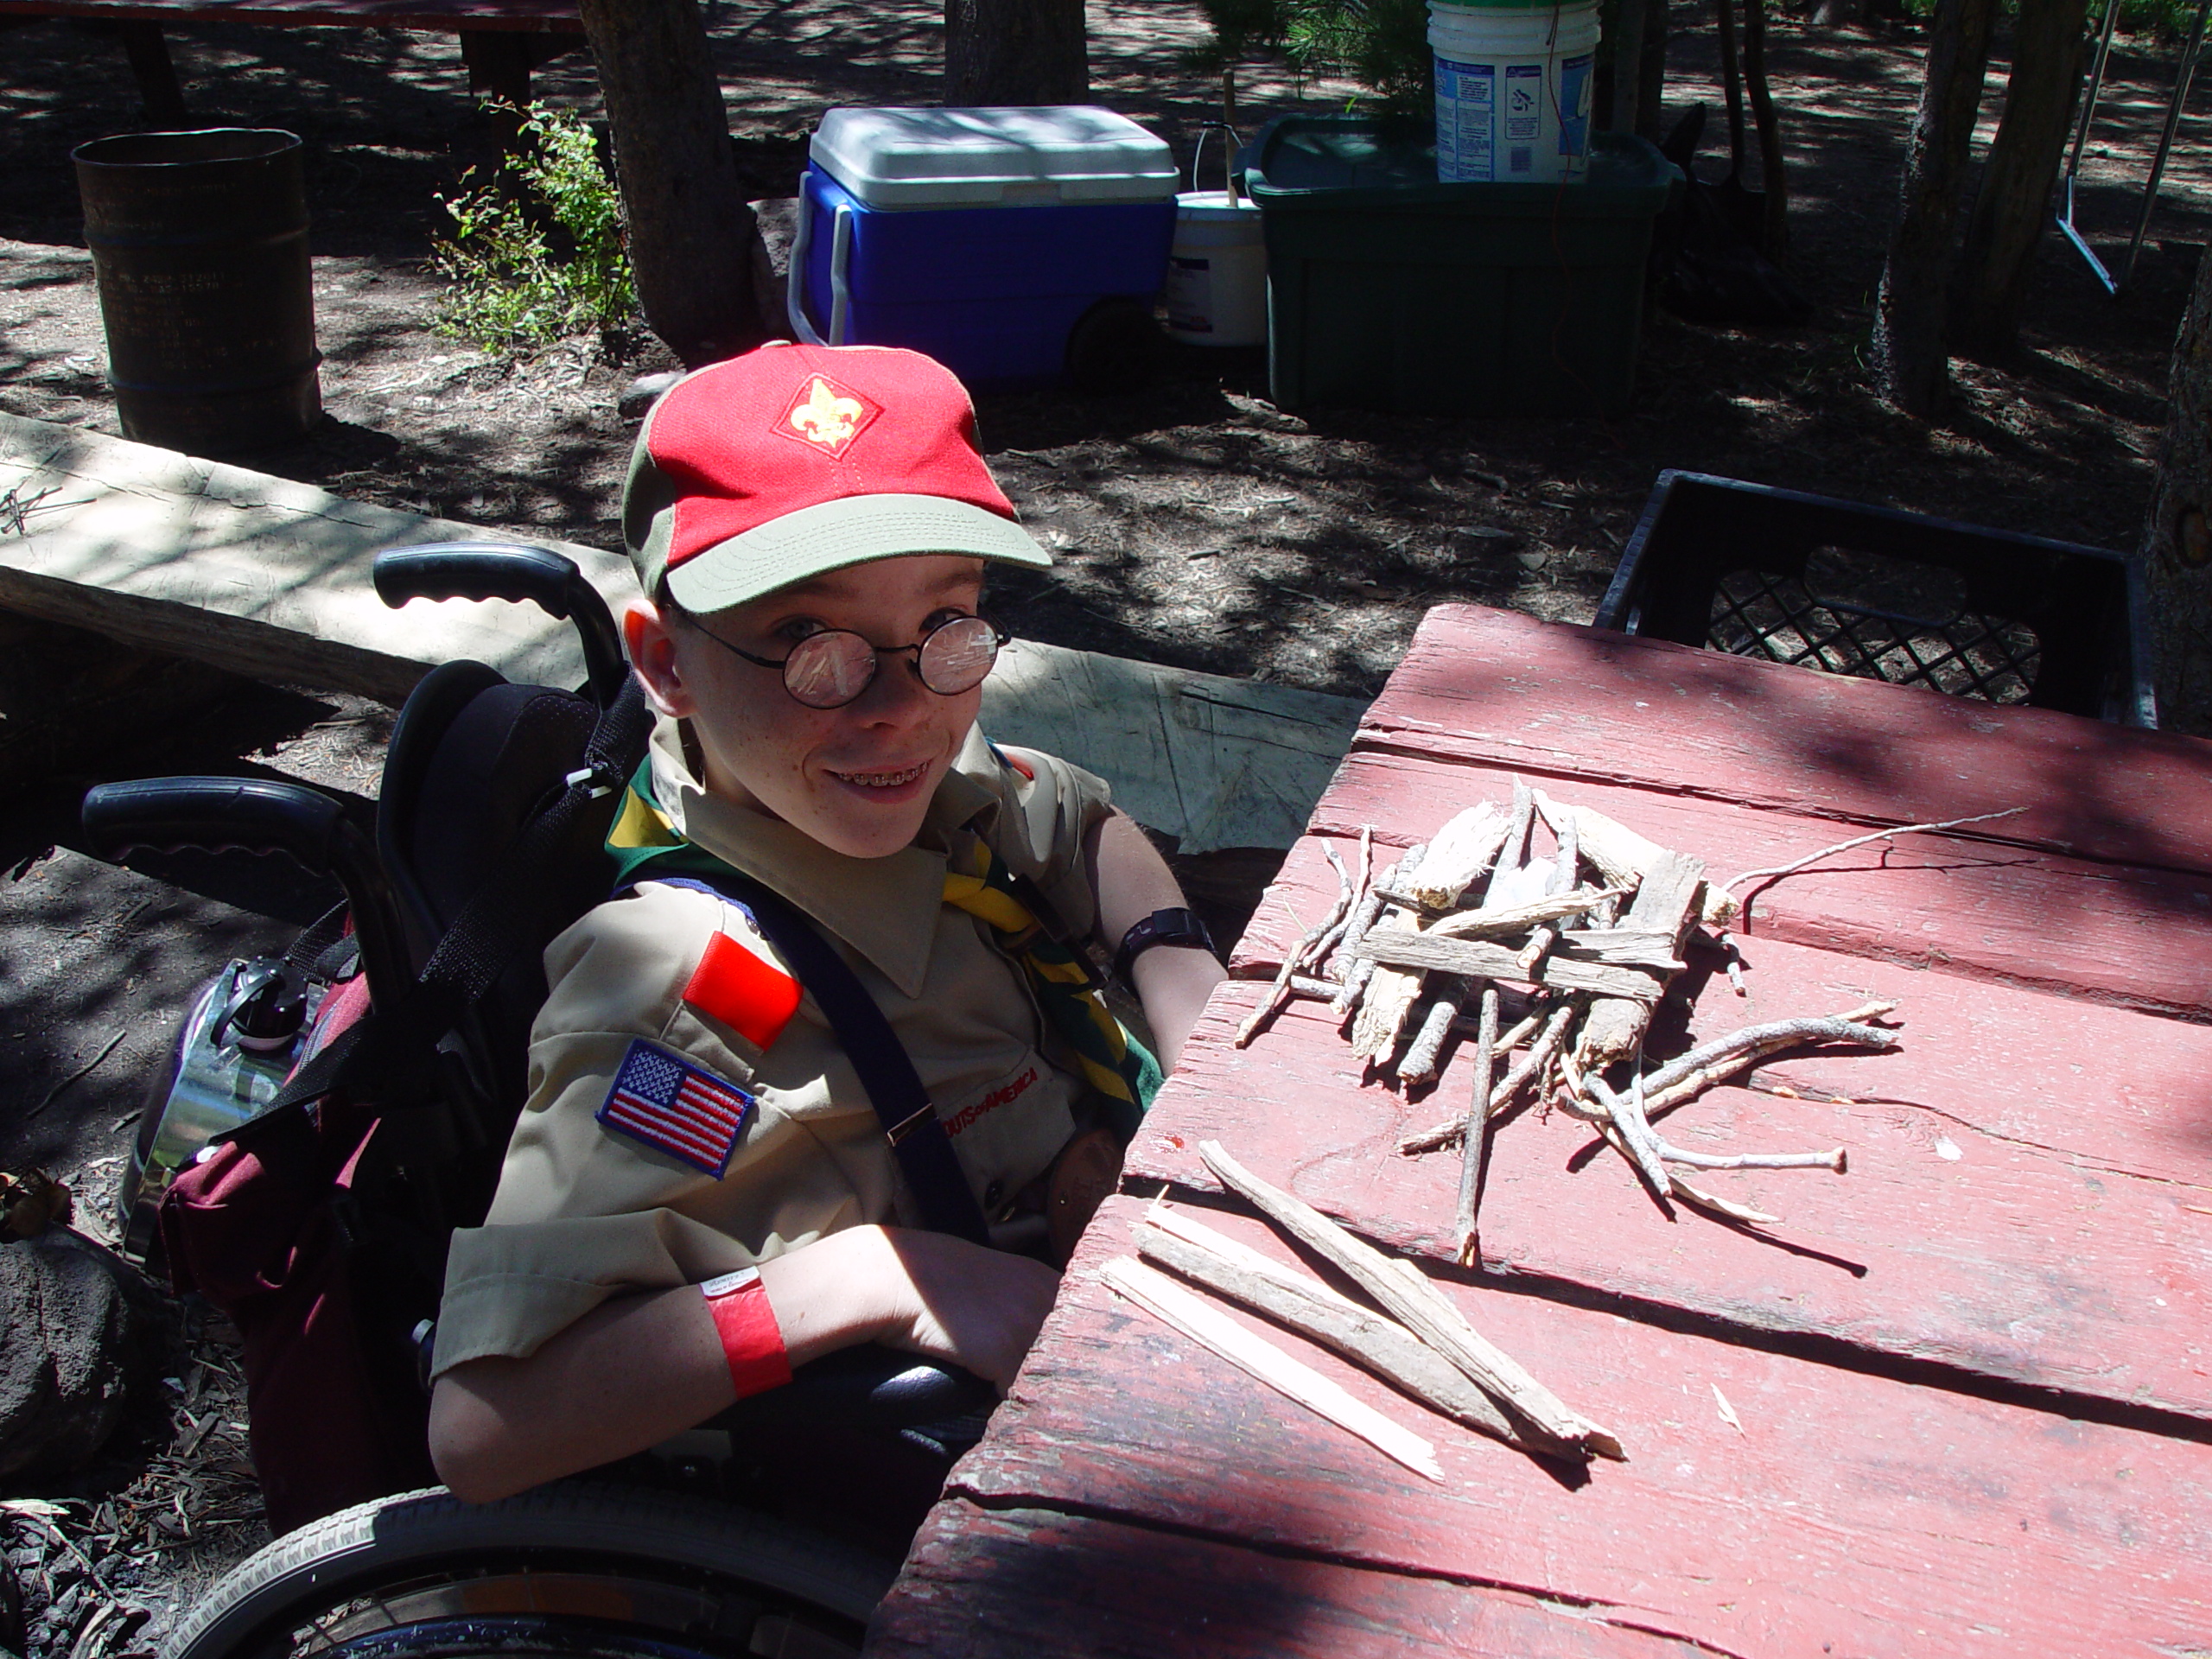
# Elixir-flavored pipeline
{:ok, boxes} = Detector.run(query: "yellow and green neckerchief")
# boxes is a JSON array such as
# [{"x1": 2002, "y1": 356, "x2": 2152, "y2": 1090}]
[{"x1": 607, "y1": 763, "x2": 1160, "y2": 1122}]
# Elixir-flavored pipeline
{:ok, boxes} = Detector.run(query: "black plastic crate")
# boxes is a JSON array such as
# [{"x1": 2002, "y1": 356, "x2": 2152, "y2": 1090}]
[{"x1": 1596, "y1": 471, "x2": 2156, "y2": 727}]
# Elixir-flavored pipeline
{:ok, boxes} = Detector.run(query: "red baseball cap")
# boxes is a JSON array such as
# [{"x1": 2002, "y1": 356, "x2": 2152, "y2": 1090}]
[{"x1": 622, "y1": 342, "x2": 1052, "y2": 613}]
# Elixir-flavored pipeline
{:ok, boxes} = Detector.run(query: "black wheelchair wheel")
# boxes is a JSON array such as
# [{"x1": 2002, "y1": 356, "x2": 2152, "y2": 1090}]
[{"x1": 160, "y1": 1482, "x2": 895, "y2": 1659}]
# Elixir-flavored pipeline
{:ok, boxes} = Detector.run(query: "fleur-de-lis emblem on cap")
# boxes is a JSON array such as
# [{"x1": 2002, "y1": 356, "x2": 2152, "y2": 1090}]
[{"x1": 784, "y1": 373, "x2": 875, "y2": 454}]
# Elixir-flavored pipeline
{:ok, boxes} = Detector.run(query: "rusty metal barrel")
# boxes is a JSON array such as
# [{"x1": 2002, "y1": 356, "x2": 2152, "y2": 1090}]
[{"x1": 73, "y1": 129, "x2": 321, "y2": 454}]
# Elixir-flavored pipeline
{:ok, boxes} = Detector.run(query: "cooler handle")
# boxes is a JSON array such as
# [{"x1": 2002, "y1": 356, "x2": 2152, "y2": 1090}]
[
  {"x1": 827, "y1": 203, "x2": 855, "y2": 346},
  {"x1": 787, "y1": 184, "x2": 825, "y2": 345},
  {"x1": 785, "y1": 191, "x2": 855, "y2": 346}
]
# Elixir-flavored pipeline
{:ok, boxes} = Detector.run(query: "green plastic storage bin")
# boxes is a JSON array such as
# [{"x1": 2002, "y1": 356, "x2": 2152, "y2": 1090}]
[{"x1": 1246, "y1": 117, "x2": 1681, "y2": 416}]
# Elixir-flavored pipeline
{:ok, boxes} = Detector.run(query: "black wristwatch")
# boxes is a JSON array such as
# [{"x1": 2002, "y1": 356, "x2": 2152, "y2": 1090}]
[{"x1": 1114, "y1": 907, "x2": 1217, "y2": 983}]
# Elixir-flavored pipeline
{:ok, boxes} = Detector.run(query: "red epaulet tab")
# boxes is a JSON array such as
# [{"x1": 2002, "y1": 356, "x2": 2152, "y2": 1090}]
[{"x1": 683, "y1": 930, "x2": 802, "y2": 1051}]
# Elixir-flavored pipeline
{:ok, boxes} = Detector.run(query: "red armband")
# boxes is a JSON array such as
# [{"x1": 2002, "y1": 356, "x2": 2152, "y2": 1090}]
[{"x1": 701, "y1": 1268, "x2": 791, "y2": 1399}]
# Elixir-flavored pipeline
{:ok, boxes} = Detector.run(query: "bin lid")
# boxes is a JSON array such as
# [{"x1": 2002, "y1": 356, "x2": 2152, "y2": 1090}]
[
  {"x1": 810, "y1": 106, "x2": 1178, "y2": 209},
  {"x1": 1246, "y1": 117, "x2": 1680, "y2": 213}
]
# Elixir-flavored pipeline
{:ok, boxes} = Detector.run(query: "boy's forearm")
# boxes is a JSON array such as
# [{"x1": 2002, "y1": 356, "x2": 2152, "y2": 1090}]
[
  {"x1": 427, "y1": 1226, "x2": 1057, "y2": 1503},
  {"x1": 428, "y1": 1228, "x2": 906, "y2": 1503},
  {"x1": 1085, "y1": 810, "x2": 1228, "y2": 1070}
]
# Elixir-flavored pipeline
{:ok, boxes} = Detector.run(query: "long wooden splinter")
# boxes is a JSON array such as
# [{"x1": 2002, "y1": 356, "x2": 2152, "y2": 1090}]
[
  {"x1": 1102, "y1": 1255, "x2": 1445, "y2": 1482},
  {"x1": 1198, "y1": 1140, "x2": 1623, "y2": 1459},
  {"x1": 1135, "y1": 1212, "x2": 1540, "y2": 1452},
  {"x1": 1453, "y1": 986, "x2": 1501, "y2": 1266}
]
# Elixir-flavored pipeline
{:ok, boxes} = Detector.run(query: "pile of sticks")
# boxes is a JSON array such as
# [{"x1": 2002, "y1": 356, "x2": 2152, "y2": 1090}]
[
  {"x1": 1235, "y1": 784, "x2": 1904, "y2": 1259},
  {"x1": 1103, "y1": 1141, "x2": 1624, "y2": 1479}
]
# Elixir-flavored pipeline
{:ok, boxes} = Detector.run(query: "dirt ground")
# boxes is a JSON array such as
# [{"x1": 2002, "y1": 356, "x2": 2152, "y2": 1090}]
[{"x1": 3, "y1": 0, "x2": 2212, "y2": 1643}]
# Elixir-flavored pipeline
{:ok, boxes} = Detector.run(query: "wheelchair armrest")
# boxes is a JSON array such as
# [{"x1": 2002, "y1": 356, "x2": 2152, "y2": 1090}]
[{"x1": 704, "y1": 1344, "x2": 995, "y2": 1434}]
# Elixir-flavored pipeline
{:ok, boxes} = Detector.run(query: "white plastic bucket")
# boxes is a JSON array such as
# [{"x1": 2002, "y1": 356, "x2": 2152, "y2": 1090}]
[
  {"x1": 1428, "y1": 0, "x2": 1599, "y2": 184},
  {"x1": 1163, "y1": 127, "x2": 1267, "y2": 347}
]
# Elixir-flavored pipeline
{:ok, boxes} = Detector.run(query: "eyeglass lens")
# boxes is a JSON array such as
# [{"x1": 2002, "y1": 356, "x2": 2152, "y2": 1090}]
[{"x1": 780, "y1": 615, "x2": 1001, "y2": 709}]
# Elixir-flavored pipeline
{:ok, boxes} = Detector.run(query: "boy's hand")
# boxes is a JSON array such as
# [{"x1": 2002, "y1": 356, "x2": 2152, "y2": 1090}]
[
  {"x1": 876, "y1": 1226, "x2": 1062, "y2": 1393},
  {"x1": 754, "y1": 1224, "x2": 1059, "y2": 1394}
]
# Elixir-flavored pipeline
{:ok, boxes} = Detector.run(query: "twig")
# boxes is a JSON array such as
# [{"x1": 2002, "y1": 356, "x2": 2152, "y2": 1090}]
[
  {"x1": 1653, "y1": 1136, "x2": 1847, "y2": 1173},
  {"x1": 1357, "y1": 931, "x2": 1667, "y2": 1001},
  {"x1": 1198, "y1": 1140, "x2": 1622, "y2": 1459},
  {"x1": 1334, "y1": 845, "x2": 1422, "y2": 1016},
  {"x1": 31, "y1": 1030, "x2": 126, "y2": 1118},
  {"x1": 1719, "y1": 808, "x2": 2028, "y2": 899},
  {"x1": 1424, "y1": 887, "x2": 1630, "y2": 939},
  {"x1": 1479, "y1": 782, "x2": 1537, "y2": 907},
  {"x1": 1637, "y1": 1005, "x2": 1898, "y2": 1110},
  {"x1": 1236, "y1": 848, "x2": 1357, "y2": 1047},
  {"x1": 1135, "y1": 1211, "x2": 1538, "y2": 1451},
  {"x1": 1397, "y1": 981, "x2": 1465, "y2": 1085},
  {"x1": 1453, "y1": 986, "x2": 1501, "y2": 1266},
  {"x1": 1569, "y1": 1056, "x2": 1672, "y2": 1202},
  {"x1": 1548, "y1": 808, "x2": 1580, "y2": 899},
  {"x1": 1399, "y1": 999, "x2": 1577, "y2": 1154},
  {"x1": 1101, "y1": 1255, "x2": 1444, "y2": 1481}
]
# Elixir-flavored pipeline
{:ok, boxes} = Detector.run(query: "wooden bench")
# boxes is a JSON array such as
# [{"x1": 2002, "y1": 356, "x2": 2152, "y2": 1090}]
[{"x1": 0, "y1": 0, "x2": 583, "y2": 129}]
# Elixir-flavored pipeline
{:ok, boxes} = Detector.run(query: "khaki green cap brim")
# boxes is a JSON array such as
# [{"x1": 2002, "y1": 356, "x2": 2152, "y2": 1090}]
[{"x1": 663, "y1": 493, "x2": 1053, "y2": 614}]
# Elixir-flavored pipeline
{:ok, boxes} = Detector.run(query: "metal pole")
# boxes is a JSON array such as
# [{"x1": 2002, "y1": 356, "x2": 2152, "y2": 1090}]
[
  {"x1": 2058, "y1": 0, "x2": 2127, "y2": 294},
  {"x1": 2123, "y1": 0, "x2": 2212, "y2": 289}
]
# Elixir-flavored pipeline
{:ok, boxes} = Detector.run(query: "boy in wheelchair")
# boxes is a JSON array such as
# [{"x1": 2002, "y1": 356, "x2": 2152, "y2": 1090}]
[{"x1": 424, "y1": 342, "x2": 1226, "y2": 1509}]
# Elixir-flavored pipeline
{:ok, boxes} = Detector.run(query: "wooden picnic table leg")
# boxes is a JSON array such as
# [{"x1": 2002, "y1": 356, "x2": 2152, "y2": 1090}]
[
  {"x1": 460, "y1": 29, "x2": 531, "y2": 145},
  {"x1": 117, "y1": 20, "x2": 189, "y2": 128}
]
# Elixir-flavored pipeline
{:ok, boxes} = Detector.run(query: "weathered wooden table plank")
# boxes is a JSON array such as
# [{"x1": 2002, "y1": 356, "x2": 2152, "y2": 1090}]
[
  {"x1": 1126, "y1": 967, "x2": 2212, "y2": 1420},
  {"x1": 1355, "y1": 606, "x2": 2212, "y2": 878},
  {"x1": 1299, "y1": 747, "x2": 2212, "y2": 1020},
  {"x1": 906, "y1": 1198, "x2": 2212, "y2": 1659},
  {"x1": 868, "y1": 1501, "x2": 1708, "y2": 1658}
]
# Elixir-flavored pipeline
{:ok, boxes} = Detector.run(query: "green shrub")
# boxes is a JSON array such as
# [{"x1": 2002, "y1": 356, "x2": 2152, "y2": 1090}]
[{"x1": 433, "y1": 102, "x2": 636, "y2": 353}]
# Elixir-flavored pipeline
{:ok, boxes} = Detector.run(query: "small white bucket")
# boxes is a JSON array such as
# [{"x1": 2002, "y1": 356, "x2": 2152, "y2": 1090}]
[
  {"x1": 1429, "y1": 0, "x2": 1600, "y2": 184},
  {"x1": 1163, "y1": 126, "x2": 1267, "y2": 347}
]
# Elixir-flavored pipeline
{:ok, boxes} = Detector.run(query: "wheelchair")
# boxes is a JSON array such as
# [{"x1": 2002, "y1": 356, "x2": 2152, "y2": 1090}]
[{"x1": 83, "y1": 545, "x2": 992, "y2": 1659}]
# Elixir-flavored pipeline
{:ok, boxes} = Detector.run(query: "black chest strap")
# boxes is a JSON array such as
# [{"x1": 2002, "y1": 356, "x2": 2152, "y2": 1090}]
[{"x1": 650, "y1": 872, "x2": 993, "y2": 1248}]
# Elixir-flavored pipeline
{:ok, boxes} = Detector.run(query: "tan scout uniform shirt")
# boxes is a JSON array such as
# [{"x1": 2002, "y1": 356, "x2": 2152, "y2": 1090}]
[{"x1": 432, "y1": 716, "x2": 1114, "y2": 1376}]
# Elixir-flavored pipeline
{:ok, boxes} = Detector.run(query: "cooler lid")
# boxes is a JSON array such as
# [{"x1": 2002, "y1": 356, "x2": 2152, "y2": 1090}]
[{"x1": 810, "y1": 106, "x2": 1178, "y2": 208}]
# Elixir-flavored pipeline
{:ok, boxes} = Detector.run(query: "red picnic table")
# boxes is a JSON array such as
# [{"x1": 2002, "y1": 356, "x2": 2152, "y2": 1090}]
[
  {"x1": 867, "y1": 601, "x2": 2212, "y2": 1658},
  {"x1": 0, "y1": 0, "x2": 582, "y2": 129}
]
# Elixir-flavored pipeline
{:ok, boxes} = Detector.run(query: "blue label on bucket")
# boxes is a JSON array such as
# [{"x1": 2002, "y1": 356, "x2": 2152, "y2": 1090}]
[
  {"x1": 1434, "y1": 57, "x2": 1495, "y2": 181},
  {"x1": 1559, "y1": 53, "x2": 1593, "y2": 157}
]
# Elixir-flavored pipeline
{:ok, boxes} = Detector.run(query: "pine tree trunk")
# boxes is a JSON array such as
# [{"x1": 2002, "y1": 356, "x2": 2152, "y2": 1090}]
[
  {"x1": 1951, "y1": 0, "x2": 2092, "y2": 361},
  {"x1": 945, "y1": 0, "x2": 1089, "y2": 105},
  {"x1": 1869, "y1": 0, "x2": 1998, "y2": 416},
  {"x1": 2139, "y1": 247, "x2": 2212, "y2": 733},
  {"x1": 575, "y1": 0, "x2": 760, "y2": 367}
]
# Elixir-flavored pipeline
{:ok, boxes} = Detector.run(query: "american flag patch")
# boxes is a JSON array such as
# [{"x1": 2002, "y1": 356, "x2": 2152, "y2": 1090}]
[{"x1": 594, "y1": 1039, "x2": 755, "y2": 1176}]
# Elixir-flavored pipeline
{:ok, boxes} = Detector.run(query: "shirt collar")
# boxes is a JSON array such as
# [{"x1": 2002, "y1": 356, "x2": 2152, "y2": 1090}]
[{"x1": 646, "y1": 718, "x2": 1001, "y2": 1000}]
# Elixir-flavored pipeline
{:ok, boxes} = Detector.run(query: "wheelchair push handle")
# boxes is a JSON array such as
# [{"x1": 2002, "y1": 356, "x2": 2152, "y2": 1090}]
[
  {"x1": 84, "y1": 775, "x2": 349, "y2": 869},
  {"x1": 82, "y1": 777, "x2": 409, "y2": 1000},
  {"x1": 372, "y1": 543, "x2": 630, "y2": 708}
]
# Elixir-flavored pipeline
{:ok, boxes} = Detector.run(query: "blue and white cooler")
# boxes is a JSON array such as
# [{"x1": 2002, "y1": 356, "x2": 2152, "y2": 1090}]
[{"x1": 789, "y1": 105, "x2": 1179, "y2": 388}]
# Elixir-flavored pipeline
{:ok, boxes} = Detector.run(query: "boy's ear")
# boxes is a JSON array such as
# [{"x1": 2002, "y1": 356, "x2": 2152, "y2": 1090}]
[{"x1": 624, "y1": 601, "x2": 694, "y2": 720}]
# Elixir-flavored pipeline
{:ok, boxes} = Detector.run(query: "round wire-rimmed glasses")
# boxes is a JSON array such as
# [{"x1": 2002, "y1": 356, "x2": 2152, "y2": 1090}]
[{"x1": 677, "y1": 608, "x2": 1011, "y2": 709}]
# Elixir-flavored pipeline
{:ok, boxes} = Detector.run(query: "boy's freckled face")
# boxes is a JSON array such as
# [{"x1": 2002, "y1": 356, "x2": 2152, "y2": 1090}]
[{"x1": 659, "y1": 553, "x2": 988, "y2": 859}]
